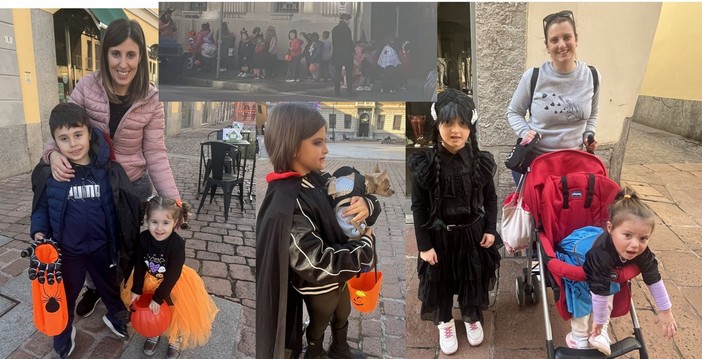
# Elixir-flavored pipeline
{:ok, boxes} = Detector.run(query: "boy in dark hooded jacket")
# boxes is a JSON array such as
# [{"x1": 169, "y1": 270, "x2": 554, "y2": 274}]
[{"x1": 30, "y1": 103, "x2": 140, "y2": 358}]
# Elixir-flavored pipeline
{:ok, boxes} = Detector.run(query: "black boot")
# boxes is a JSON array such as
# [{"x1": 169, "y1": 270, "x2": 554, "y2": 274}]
[
  {"x1": 304, "y1": 334, "x2": 328, "y2": 359},
  {"x1": 328, "y1": 322, "x2": 365, "y2": 359}
]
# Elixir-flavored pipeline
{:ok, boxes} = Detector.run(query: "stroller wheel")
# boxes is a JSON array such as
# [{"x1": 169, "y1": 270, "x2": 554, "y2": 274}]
[{"x1": 515, "y1": 276, "x2": 526, "y2": 306}]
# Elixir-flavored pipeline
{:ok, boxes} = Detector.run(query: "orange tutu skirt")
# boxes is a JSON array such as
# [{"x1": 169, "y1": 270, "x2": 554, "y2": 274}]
[{"x1": 121, "y1": 265, "x2": 219, "y2": 349}]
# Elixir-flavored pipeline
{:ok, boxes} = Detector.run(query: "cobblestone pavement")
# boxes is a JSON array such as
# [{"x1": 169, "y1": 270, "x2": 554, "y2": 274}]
[
  {"x1": 0, "y1": 123, "x2": 256, "y2": 359},
  {"x1": 406, "y1": 122, "x2": 702, "y2": 358},
  {"x1": 256, "y1": 154, "x2": 408, "y2": 359}
]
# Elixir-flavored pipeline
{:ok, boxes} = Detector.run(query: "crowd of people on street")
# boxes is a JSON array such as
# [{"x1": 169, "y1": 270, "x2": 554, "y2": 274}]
[{"x1": 159, "y1": 12, "x2": 413, "y2": 95}]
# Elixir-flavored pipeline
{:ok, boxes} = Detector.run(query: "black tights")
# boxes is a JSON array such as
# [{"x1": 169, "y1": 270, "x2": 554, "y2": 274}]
[{"x1": 303, "y1": 285, "x2": 351, "y2": 341}]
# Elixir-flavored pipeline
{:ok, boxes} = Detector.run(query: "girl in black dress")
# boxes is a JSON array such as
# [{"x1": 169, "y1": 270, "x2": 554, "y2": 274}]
[{"x1": 409, "y1": 89, "x2": 502, "y2": 355}]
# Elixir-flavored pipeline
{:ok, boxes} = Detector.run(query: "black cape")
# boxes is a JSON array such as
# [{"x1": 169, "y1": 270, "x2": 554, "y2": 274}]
[{"x1": 256, "y1": 172, "x2": 304, "y2": 359}]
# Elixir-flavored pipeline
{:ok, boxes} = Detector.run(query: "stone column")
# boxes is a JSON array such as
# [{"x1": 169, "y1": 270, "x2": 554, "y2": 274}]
[
  {"x1": 31, "y1": 9, "x2": 59, "y2": 164},
  {"x1": 473, "y1": 2, "x2": 528, "y2": 199}
]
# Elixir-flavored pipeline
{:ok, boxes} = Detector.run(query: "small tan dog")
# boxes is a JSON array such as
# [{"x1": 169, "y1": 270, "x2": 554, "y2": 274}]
[{"x1": 364, "y1": 163, "x2": 395, "y2": 197}]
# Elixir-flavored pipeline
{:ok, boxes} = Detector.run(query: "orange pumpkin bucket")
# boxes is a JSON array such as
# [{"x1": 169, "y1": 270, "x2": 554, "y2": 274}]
[
  {"x1": 27, "y1": 239, "x2": 68, "y2": 336},
  {"x1": 131, "y1": 291, "x2": 172, "y2": 338},
  {"x1": 348, "y1": 271, "x2": 383, "y2": 313}
]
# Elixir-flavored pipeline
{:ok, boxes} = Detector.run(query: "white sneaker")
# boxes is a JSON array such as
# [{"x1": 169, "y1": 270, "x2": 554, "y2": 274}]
[
  {"x1": 588, "y1": 329, "x2": 611, "y2": 356},
  {"x1": 566, "y1": 332, "x2": 590, "y2": 349},
  {"x1": 437, "y1": 319, "x2": 458, "y2": 355},
  {"x1": 465, "y1": 321, "x2": 484, "y2": 346}
]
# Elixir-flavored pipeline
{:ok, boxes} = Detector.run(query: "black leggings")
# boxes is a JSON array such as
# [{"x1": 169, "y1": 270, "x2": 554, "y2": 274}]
[{"x1": 303, "y1": 285, "x2": 351, "y2": 341}]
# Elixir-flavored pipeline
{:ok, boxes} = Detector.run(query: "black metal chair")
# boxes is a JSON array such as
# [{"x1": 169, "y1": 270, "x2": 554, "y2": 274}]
[
  {"x1": 198, "y1": 129, "x2": 227, "y2": 195},
  {"x1": 197, "y1": 141, "x2": 244, "y2": 221},
  {"x1": 207, "y1": 129, "x2": 223, "y2": 140}
]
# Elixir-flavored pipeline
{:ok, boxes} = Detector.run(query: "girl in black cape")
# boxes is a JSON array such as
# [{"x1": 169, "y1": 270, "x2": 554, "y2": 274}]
[
  {"x1": 408, "y1": 89, "x2": 502, "y2": 355},
  {"x1": 256, "y1": 103, "x2": 380, "y2": 359}
]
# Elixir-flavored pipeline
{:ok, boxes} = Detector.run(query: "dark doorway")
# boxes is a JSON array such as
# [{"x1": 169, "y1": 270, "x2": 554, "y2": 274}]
[
  {"x1": 358, "y1": 113, "x2": 370, "y2": 138},
  {"x1": 438, "y1": 2, "x2": 472, "y2": 94}
]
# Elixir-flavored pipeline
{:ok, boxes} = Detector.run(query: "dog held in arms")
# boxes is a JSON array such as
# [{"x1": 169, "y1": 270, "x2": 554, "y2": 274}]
[{"x1": 328, "y1": 164, "x2": 395, "y2": 240}]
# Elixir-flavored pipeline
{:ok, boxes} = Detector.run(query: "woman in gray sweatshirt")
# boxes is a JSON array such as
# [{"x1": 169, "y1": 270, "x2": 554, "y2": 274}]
[{"x1": 507, "y1": 10, "x2": 600, "y2": 162}]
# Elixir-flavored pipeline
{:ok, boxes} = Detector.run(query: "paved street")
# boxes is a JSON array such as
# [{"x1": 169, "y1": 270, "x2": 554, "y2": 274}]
[
  {"x1": 406, "y1": 122, "x2": 702, "y2": 358},
  {"x1": 160, "y1": 71, "x2": 429, "y2": 102}
]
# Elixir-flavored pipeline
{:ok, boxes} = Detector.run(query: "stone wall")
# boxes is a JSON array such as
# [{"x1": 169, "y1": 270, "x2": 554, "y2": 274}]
[
  {"x1": 633, "y1": 96, "x2": 702, "y2": 142},
  {"x1": 473, "y1": 2, "x2": 528, "y2": 200}
]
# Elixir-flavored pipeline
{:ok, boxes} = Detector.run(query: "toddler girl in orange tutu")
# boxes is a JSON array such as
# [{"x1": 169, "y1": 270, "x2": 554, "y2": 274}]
[{"x1": 123, "y1": 196, "x2": 219, "y2": 359}]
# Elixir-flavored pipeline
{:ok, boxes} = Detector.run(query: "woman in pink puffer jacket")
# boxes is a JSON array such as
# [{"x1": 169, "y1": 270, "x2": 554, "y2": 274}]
[{"x1": 43, "y1": 19, "x2": 179, "y2": 201}]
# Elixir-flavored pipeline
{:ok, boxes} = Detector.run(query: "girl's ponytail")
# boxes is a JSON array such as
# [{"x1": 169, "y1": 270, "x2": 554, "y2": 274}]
[{"x1": 609, "y1": 186, "x2": 656, "y2": 230}]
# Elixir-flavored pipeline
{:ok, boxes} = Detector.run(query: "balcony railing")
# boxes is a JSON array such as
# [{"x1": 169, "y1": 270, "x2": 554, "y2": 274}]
[{"x1": 181, "y1": 10, "x2": 202, "y2": 19}]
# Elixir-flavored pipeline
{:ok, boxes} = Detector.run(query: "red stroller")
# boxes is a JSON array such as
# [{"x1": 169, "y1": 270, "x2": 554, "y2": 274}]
[{"x1": 516, "y1": 150, "x2": 649, "y2": 358}]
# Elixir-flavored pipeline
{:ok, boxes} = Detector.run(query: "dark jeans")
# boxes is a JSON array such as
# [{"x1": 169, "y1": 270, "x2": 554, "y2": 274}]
[
  {"x1": 302, "y1": 285, "x2": 351, "y2": 341},
  {"x1": 320, "y1": 60, "x2": 331, "y2": 80},
  {"x1": 54, "y1": 248, "x2": 128, "y2": 353},
  {"x1": 287, "y1": 55, "x2": 302, "y2": 80}
]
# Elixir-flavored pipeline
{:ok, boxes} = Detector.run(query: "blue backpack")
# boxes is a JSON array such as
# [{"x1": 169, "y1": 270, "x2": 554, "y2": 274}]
[
  {"x1": 556, "y1": 226, "x2": 603, "y2": 267},
  {"x1": 557, "y1": 226, "x2": 619, "y2": 318}
]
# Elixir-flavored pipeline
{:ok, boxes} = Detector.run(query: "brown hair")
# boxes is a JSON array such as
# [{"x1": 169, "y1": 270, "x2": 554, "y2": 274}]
[
  {"x1": 264, "y1": 103, "x2": 326, "y2": 173},
  {"x1": 99, "y1": 18, "x2": 150, "y2": 105},
  {"x1": 608, "y1": 186, "x2": 656, "y2": 231},
  {"x1": 543, "y1": 10, "x2": 578, "y2": 44},
  {"x1": 142, "y1": 196, "x2": 190, "y2": 230}
]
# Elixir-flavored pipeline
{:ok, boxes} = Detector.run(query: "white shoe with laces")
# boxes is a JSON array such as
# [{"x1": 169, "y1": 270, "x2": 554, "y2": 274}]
[
  {"x1": 566, "y1": 331, "x2": 590, "y2": 349},
  {"x1": 437, "y1": 319, "x2": 458, "y2": 355},
  {"x1": 588, "y1": 325, "x2": 612, "y2": 356},
  {"x1": 465, "y1": 321, "x2": 484, "y2": 346}
]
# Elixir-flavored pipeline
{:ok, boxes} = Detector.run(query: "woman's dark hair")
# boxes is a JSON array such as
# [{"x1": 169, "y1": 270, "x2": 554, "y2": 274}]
[
  {"x1": 289, "y1": 29, "x2": 297, "y2": 38},
  {"x1": 99, "y1": 18, "x2": 150, "y2": 105},
  {"x1": 265, "y1": 103, "x2": 326, "y2": 173},
  {"x1": 542, "y1": 10, "x2": 577, "y2": 44},
  {"x1": 221, "y1": 23, "x2": 230, "y2": 36}
]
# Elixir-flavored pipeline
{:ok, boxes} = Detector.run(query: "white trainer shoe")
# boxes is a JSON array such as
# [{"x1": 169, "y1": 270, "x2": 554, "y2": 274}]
[
  {"x1": 437, "y1": 319, "x2": 458, "y2": 355},
  {"x1": 588, "y1": 328, "x2": 611, "y2": 356},
  {"x1": 465, "y1": 321, "x2": 484, "y2": 346},
  {"x1": 566, "y1": 331, "x2": 590, "y2": 349}
]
